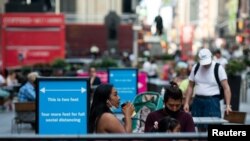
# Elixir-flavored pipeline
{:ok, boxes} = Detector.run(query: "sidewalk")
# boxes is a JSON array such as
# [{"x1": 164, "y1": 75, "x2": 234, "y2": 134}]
[
  {"x1": 239, "y1": 102, "x2": 250, "y2": 124},
  {"x1": 0, "y1": 110, "x2": 35, "y2": 134}
]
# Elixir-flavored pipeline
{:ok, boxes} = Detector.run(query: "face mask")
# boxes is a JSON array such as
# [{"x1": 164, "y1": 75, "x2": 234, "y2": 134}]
[
  {"x1": 164, "y1": 106, "x2": 180, "y2": 118},
  {"x1": 110, "y1": 105, "x2": 117, "y2": 112},
  {"x1": 107, "y1": 100, "x2": 117, "y2": 112}
]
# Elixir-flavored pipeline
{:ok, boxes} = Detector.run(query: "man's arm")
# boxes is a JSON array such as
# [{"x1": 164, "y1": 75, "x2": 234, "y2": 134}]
[
  {"x1": 183, "y1": 81, "x2": 195, "y2": 113},
  {"x1": 184, "y1": 113, "x2": 196, "y2": 132},
  {"x1": 221, "y1": 79, "x2": 232, "y2": 114},
  {"x1": 25, "y1": 88, "x2": 36, "y2": 101}
]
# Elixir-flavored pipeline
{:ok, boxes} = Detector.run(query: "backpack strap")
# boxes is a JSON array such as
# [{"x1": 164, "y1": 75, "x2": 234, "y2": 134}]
[
  {"x1": 214, "y1": 63, "x2": 221, "y2": 87},
  {"x1": 194, "y1": 62, "x2": 223, "y2": 99},
  {"x1": 194, "y1": 63, "x2": 200, "y2": 76}
]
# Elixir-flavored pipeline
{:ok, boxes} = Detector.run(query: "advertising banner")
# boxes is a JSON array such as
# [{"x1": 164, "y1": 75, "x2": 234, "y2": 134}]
[{"x1": 138, "y1": 71, "x2": 147, "y2": 93}]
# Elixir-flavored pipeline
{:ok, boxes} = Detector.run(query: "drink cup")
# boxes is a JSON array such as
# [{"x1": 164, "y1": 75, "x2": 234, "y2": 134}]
[{"x1": 121, "y1": 102, "x2": 136, "y2": 117}]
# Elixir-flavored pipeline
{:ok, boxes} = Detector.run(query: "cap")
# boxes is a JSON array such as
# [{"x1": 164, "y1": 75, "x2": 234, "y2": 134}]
[{"x1": 198, "y1": 48, "x2": 212, "y2": 65}]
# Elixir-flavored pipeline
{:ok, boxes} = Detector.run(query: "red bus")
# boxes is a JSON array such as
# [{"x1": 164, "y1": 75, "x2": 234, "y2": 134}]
[{"x1": 0, "y1": 13, "x2": 65, "y2": 70}]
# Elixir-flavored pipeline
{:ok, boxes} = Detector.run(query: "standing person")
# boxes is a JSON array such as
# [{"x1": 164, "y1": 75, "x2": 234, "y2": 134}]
[
  {"x1": 89, "y1": 67, "x2": 102, "y2": 103},
  {"x1": 144, "y1": 81, "x2": 195, "y2": 132},
  {"x1": 148, "y1": 58, "x2": 158, "y2": 78},
  {"x1": 183, "y1": 48, "x2": 232, "y2": 126},
  {"x1": 89, "y1": 67, "x2": 101, "y2": 89},
  {"x1": 89, "y1": 84, "x2": 135, "y2": 133},
  {"x1": 142, "y1": 57, "x2": 152, "y2": 76},
  {"x1": 214, "y1": 49, "x2": 228, "y2": 68},
  {"x1": 18, "y1": 72, "x2": 39, "y2": 102}
]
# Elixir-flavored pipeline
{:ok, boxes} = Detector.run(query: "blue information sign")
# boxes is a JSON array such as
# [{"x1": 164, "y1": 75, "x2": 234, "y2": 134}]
[
  {"x1": 108, "y1": 68, "x2": 138, "y2": 113},
  {"x1": 36, "y1": 77, "x2": 89, "y2": 135}
]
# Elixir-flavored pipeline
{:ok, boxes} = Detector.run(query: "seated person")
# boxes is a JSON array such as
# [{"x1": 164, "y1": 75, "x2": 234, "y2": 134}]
[
  {"x1": 89, "y1": 84, "x2": 134, "y2": 133},
  {"x1": 0, "y1": 89, "x2": 10, "y2": 110},
  {"x1": 0, "y1": 71, "x2": 6, "y2": 87},
  {"x1": 6, "y1": 71, "x2": 18, "y2": 87},
  {"x1": 18, "y1": 72, "x2": 39, "y2": 102},
  {"x1": 151, "y1": 116, "x2": 181, "y2": 132},
  {"x1": 3, "y1": 70, "x2": 19, "y2": 111},
  {"x1": 144, "y1": 81, "x2": 195, "y2": 132},
  {"x1": 17, "y1": 72, "x2": 39, "y2": 129},
  {"x1": 0, "y1": 70, "x2": 12, "y2": 110}
]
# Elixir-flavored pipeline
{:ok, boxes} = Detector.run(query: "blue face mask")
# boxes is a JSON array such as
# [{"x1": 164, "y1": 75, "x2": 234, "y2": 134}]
[
  {"x1": 107, "y1": 100, "x2": 117, "y2": 112},
  {"x1": 109, "y1": 105, "x2": 117, "y2": 112}
]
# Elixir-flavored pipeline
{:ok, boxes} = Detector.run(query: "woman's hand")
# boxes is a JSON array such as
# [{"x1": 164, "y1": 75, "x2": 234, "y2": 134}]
[
  {"x1": 122, "y1": 102, "x2": 135, "y2": 118},
  {"x1": 121, "y1": 102, "x2": 134, "y2": 133}
]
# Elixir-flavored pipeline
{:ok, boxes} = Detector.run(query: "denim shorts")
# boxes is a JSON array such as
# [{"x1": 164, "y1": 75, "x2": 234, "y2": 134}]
[{"x1": 191, "y1": 95, "x2": 221, "y2": 118}]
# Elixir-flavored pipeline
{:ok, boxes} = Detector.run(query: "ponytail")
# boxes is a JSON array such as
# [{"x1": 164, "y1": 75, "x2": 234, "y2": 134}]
[
  {"x1": 169, "y1": 81, "x2": 178, "y2": 88},
  {"x1": 164, "y1": 81, "x2": 183, "y2": 102}
]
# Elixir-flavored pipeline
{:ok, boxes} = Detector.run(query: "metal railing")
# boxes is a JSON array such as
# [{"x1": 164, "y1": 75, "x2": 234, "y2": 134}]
[{"x1": 0, "y1": 132, "x2": 208, "y2": 140}]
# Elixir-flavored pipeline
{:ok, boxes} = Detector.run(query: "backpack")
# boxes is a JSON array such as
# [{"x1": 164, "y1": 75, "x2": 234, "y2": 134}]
[{"x1": 194, "y1": 63, "x2": 224, "y2": 100}]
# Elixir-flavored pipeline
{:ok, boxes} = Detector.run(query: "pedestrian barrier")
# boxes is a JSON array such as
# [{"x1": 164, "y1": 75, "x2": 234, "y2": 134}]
[{"x1": 0, "y1": 132, "x2": 208, "y2": 140}]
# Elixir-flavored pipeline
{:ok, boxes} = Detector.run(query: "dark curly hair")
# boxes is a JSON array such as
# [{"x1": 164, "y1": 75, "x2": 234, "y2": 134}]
[{"x1": 158, "y1": 116, "x2": 180, "y2": 132}]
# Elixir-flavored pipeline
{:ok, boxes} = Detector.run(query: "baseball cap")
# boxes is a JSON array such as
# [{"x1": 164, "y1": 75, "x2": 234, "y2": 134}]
[{"x1": 198, "y1": 48, "x2": 212, "y2": 65}]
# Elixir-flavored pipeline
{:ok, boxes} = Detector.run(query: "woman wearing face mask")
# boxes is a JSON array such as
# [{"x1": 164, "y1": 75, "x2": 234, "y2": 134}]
[
  {"x1": 144, "y1": 81, "x2": 195, "y2": 132},
  {"x1": 89, "y1": 84, "x2": 135, "y2": 133}
]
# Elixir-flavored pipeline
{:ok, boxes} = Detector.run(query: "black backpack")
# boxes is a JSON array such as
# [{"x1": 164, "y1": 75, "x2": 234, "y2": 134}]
[{"x1": 194, "y1": 63, "x2": 224, "y2": 100}]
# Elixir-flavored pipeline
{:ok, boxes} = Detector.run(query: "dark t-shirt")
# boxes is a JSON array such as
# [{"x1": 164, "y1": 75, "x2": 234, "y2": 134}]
[
  {"x1": 144, "y1": 109, "x2": 195, "y2": 132},
  {"x1": 90, "y1": 76, "x2": 101, "y2": 94},
  {"x1": 92, "y1": 76, "x2": 101, "y2": 86}
]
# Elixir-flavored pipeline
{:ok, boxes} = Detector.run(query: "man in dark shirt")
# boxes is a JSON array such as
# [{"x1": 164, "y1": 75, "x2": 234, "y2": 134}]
[
  {"x1": 89, "y1": 67, "x2": 102, "y2": 104},
  {"x1": 144, "y1": 81, "x2": 195, "y2": 132}
]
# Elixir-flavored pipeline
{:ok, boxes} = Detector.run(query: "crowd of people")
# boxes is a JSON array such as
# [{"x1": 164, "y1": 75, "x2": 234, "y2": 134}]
[
  {"x1": 0, "y1": 47, "x2": 234, "y2": 139},
  {"x1": 86, "y1": 48, "x2": 232, "y2": 134},
  {"x1": 0, "y1": 70, "x2": 19, "y2": 111}
]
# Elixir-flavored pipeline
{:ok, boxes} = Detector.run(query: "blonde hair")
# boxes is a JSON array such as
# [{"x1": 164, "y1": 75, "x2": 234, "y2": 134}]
[{"x1": 27, "y1": 72, "x2": 39, "y2": 83}]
